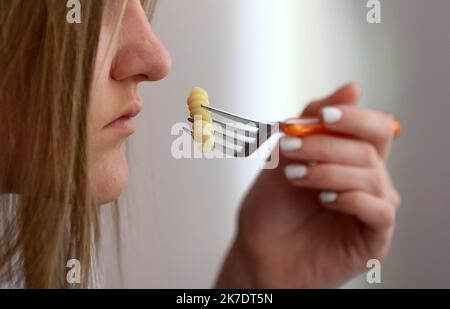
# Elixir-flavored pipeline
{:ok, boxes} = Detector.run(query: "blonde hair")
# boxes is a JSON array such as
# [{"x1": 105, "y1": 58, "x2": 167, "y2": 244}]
[{"x1": 0, "y1": 0, "x2": 156, "y2": 288}]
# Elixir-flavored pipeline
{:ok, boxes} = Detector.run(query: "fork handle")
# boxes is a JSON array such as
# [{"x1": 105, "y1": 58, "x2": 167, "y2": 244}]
[{"x1": 281, "y1": 117, "x2": 402, "y2": 140}]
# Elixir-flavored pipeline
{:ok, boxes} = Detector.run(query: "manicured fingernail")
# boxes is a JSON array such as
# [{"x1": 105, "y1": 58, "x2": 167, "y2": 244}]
[
  {"x1": 280, "y1": 137, "x2": 303, "y2": 152},
  {"x1": 285, "y1": 165, "x2": 308, "y2": 180},
  {"x1": 320, "y1": 192, "x2": 338, "y2": 204},
  {"x1": 322, "y1": 107, "x2": 343, "y2": 124}
]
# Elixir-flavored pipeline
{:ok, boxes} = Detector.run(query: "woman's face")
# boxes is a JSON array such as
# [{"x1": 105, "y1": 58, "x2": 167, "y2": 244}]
[{"x1": 90, "y1": 0, "x2": 171, "y2": 204}]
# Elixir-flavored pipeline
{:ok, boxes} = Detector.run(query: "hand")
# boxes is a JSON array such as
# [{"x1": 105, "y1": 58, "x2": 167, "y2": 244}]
[{"x1": 216, "y1": 82, "x2": 401, "y2": 288}]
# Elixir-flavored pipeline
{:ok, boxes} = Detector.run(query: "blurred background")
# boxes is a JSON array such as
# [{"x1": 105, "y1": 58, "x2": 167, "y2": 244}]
[{"x1": 101, "y1": 0, "x2": 450, "y2": 288}]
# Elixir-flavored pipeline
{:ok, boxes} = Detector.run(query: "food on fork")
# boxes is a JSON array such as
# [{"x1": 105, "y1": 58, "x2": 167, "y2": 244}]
[
  {"x1": 185, "y1": 88, "x2": 402, "y2": 158},
  {"x1": 187, "y1": 87, "x2": 215, "y2": 152}
]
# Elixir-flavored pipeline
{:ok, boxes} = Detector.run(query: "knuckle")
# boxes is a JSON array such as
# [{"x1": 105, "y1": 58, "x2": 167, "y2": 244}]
[
  {"x1": 364, "y1": 144, "x2": 379, "y2": 166},
  {"x1": 313, "y1": 164, "x2": 338, "y2": 186},
  {"x1": 368, "y1": 169, "x2": 384, "y2": 196},
  {"x1": 379, "y1": 206, "x2": 396, "y2": 228},
  {"x1": 349, "y1": 191, "x2": 366, "y2": 206},
  {"x1": 378, "y1": 116, "x2": 395, "y2": 143},
  {"x1": 324, "y1": 166, "x2": 341, "y2": 186},
  {"x1": 315, "y1": 138, "x2": 333, "y2": 159},
  {"x1": 392, "y1": 189, "x2": 402, "y2": 209}
]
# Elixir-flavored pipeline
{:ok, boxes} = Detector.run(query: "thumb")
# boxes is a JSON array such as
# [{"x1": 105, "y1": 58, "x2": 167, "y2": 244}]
[{"x1": 302, "y1": 82, "x2": 361, "y2": 117}]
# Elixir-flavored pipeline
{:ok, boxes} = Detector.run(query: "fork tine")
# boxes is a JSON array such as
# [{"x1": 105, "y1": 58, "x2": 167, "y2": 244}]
[
  {"x1": 202, "y1": 105, "x2": 276, "y2": 153},
  {"x1": 214, "y1": 129, "x2": 257, "y2": 146},
  {"x1": 201, "y1": 105, "x2": 265, "y2": 129},
  {"x1": 188, "y1": 116, "x2": 258, "y2": 135},
  {"x1": 186, "y1": 105, "x2": 277, "y2": 158},
  {"x1": 187, "y1": 118, "x2": 257, "y2": 145},
  {"x1": 182, "y1": 127, "x2": 245, "y2": 158},
  {"x1": 210, "y1": 117, "x2": 259, "y2": 135}
]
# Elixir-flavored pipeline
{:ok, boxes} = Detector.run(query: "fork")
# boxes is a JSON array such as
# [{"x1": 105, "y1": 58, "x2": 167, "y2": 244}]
[{"x1": 185, "y1": 105, "x2": 402, "y2": 158}]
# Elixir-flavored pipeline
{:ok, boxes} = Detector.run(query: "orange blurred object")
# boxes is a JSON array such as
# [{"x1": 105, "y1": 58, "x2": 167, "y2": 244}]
[{"x1": 281, "y1": 117, "x2": 402, "y2": 140}]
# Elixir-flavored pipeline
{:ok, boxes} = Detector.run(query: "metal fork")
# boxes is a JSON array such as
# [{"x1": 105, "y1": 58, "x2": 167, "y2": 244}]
[{"x1": 184, "y1": 105, "x2": 402, "y2": 158}]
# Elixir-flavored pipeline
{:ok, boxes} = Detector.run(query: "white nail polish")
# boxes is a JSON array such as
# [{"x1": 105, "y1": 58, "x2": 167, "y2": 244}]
[
  {"x1": 280, "y1": 137, "x2": 303, "y2": 152},
  {"x1": 285, "y1": 165, "x2": 308, "y2": 180},
  {"x1": 322, "y1": 107, "x2": 343, "y2": 124},
  {"x1": 320, "y1": 192, "x2": 338, "y2": 204}
]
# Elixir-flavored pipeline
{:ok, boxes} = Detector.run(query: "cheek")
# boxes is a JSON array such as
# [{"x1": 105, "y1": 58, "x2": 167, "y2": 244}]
[
  {"x1": 90, "y1": 142, "x2": 129, "y2": 204},
  {"x1": 89, "y1": 27, "x2": 127, "y2": 204}
]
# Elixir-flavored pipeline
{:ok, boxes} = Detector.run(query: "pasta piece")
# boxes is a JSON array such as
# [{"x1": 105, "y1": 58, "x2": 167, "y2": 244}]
[
  {"x1": 190, "y1": 107, "x2": 212, "y2": 123},
  {"x1": 187, "y1": 87, "x2": 215, "y2": 153}
]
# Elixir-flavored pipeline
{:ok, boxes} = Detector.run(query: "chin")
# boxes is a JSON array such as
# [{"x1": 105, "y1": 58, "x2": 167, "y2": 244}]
[{"x1": 92, "y1": 147, "x2": 129, "y2": 205}]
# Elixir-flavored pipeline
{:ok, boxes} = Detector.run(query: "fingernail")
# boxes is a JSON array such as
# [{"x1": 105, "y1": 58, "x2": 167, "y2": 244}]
[
  {"x1": 285, "y1": 165, "x2": 308, "y2": 180},
  {"x1": 320, "y1": 192, "x2": 338, "y2": 204},
  {"x1": 322, "y1": 107, "x2": 343, "y2": 124},
  {"x1": 280, "y1": 137, "x2": 303, "y2": 152}
]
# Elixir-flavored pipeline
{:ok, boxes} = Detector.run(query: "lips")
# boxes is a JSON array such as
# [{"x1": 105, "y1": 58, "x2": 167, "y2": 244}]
[{"x1": 104, "y1": 103, "x2": 142, "y2": 131}]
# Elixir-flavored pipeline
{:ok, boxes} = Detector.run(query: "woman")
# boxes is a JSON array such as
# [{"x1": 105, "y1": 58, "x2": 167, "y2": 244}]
[{"x1": 0, "y1": 0, "x2": 400, "y2": 288}]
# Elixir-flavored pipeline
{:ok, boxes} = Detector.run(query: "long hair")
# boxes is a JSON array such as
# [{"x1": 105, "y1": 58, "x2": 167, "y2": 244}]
[{"x1": 0, "y1": 0, "x2": 156, "y2": 288}]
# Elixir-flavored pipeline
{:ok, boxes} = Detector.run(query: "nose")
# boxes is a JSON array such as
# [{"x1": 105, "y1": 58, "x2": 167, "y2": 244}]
[{"x1": 110, "y1": 1, "x2": 171, "y2": 83}]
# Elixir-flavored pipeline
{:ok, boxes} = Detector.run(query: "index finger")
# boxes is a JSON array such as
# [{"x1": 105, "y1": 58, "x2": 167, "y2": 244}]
[
  {"x1": 320, "y1": 105, "x2": 395, "y2": 159},
  {"x1": 302, "y1": 82, "x2": 361, "y2": 117}
]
